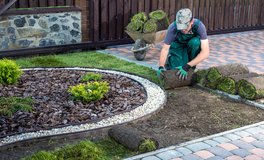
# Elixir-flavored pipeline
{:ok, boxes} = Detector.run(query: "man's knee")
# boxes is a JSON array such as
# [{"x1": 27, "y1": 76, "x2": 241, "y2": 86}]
[{"x1": 187, "y1": 37, "x2": 201, "y2": 49}]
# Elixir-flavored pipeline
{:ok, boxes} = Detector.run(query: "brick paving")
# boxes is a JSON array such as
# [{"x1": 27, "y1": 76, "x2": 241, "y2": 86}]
[
  {"x1": 99, "y1": 30, "x2": 264, "y2": 74},
  {"x1": 125, "y1": 122, "x2": 264, "y2": 160},
  {"x1": 100, "y1": 30, "x2": 264, "y2": 160}
]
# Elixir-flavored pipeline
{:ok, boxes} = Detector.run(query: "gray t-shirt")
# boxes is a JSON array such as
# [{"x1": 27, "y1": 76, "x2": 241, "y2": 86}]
[{"x1": 164, "y1": 18, "x2": 207, "y2": 45}]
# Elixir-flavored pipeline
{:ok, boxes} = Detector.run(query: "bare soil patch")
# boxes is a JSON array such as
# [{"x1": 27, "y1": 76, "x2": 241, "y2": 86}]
[{"x1": 128, "y1": 87, "x2": 264, "y2": 148}]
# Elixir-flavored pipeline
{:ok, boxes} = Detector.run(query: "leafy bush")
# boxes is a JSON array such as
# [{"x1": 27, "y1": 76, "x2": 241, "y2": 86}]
[
  {"x1": 25, "y1": 140, "x2": 107, "y2": 160},
  {"x1": 0, "y1": 59, "x2": 23, "y2": 85},
  {"x1": 0, "y1": 97, "x2": 33, "y2": 117},
  {"x1": 68, "y1": 81, "x2": 109, "y2": 103},
  {"x1": 80, "y1": 73, "x2": 103, "y2": 82}
]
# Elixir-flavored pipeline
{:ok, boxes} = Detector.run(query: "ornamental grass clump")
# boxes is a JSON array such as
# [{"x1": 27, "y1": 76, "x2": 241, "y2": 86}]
[
  {"x1": 68, "y1": 81, "x2": 109, "y2": 103},
  {"x1": 0, "y1": 59, "x2": 23, "y2": 85},
  {"x1": 0, "y1": 97, "x2": 33, "y2": 117},
  {"x1": 80, "y1": 73, "x2": 103, "y2": 82}
]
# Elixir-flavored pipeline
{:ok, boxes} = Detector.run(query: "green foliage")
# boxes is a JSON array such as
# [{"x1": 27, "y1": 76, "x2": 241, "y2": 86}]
[
  {"x1": 80, "y1": 73, "x2": 103, "y2": 82},
  {"x1": 0, "y1": 59, "x2": 23, "y2": 85},
  {"x1": 96, "y1": 138, "x2": 136, "y2": 159},
  {"x1": 237, "y1": 80, "x2": 256, "y2": 100},
  {"x1": 193, "y1": 69, "x2": 208, "y2": 86},
  {"x1": 143, "y1": 19, "x2": 158, "y2": 33},
  {"x1": 206, "y1": 67, "x2": 222, "y2": 83},
  {"x1": 14, "y1": 52, "x2": 159, "y2": 85},
  {"x1": 24, "y1": 151, "x2": 57, "y2": 160},
  {"x1": 138, "y1": 139, "x2": 157, "y2": 153},
  {"x1": 216, "y1": 77, "x2": 236, "y2": 95},
  {"x1": 68, "y1": 81, "x2": 110, "y2": 103},
  {"x1": 126, "y1": 20, "x2": 145, "y2": 33},
  {"x1": 149, "y1": 10, "x2": 167, "y2": 20},
  {"x1": 0, "y1": 97, "x2": 33, "y2": 117},
  {"x1": 25, "y1": 140, "x2": 107, "y2": 160},
  {"x1": 131, "y1": 12, "x2": 148, "y2": 22},
  {"x1": 54, "y1": 141, "x2": 107, "y2": 160},
  {"x1": 29, "y1": 56, "x2": 66, "y2": 67}
]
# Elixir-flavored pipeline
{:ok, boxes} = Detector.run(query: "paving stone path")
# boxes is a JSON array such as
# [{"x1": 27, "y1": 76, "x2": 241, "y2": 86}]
[
  {"x1": 125, "y1": 122, "x2": 264, "y2": 160},
  {"x1": 99, "y1": 30, "x2": 264, "y2": 74},
  {"x1": 101, "y1": 30, "x2": 264, "y2": 160}
]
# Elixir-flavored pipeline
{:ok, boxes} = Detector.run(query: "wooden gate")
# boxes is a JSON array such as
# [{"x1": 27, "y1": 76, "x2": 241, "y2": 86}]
[
  {"x1": 89, "y1": 0, "x2": 264, "y2": 46},
  {"x1": 2, "y1": 0, "x2": 264, "y2": 48}
]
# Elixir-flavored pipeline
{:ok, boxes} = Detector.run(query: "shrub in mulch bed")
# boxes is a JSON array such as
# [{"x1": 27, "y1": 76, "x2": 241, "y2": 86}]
[{"x1": 0, "y1": 69, "x2": 147, "y2": 137}]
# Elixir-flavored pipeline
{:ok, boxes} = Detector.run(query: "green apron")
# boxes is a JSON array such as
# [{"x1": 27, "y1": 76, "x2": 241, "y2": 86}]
[{"x1": 165, "y1": 20, "x2": 201, "y2": 70}]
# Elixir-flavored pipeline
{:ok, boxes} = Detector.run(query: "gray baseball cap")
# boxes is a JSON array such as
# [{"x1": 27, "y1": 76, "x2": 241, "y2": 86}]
[{"x1": 176, "y1": 8, "x2": 192, "y2": 30}]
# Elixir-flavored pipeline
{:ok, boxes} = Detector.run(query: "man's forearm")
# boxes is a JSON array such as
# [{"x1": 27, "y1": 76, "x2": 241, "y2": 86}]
[
  {"x1": 187, "y1": 50, "x2": 209, "y2": 67},
  {"x1": 159, "y1": 45, "x2": 170, "y2": 67}
]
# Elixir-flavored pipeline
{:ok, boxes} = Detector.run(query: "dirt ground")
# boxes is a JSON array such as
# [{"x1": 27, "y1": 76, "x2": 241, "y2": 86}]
[
  {"x1": 1, "y1": 86, "x2": 264, "y2": 159},
  {"x1": 128, "y1": 86, "x2": 264, "y2": 148}
]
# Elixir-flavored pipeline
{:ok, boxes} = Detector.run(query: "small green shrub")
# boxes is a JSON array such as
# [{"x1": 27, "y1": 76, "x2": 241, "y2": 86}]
[
  {"x1": 68, "y1": 81, "x2": 110, "y2": 103},
  {"x1": 138, "y1": 139, "x2": 157, "y2": 153},
  {"x1": 80, "y1": 73, "x2": 103, "y2": 82},
  {"x1": 0, "y1": 59, "x2": 23, "y2": 85},
  {"x1": 0, "y1": 97, "x2": 33, "y2": 117}
]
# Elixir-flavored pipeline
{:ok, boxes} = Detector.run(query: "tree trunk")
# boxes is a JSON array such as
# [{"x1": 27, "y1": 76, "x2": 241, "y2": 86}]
[{"x1": 108, "y1": 126, "x2": 158, "y2": 151}]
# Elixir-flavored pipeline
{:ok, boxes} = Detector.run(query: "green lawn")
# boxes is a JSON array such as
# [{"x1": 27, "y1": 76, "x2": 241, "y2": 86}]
[{"x1": 14, "y1": 51, "x2": 159, "y2": 84}]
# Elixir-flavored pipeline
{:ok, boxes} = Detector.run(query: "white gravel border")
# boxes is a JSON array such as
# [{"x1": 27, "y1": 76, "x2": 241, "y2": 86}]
[{"x1": 0, "y1": 67, "x2": 166, "y2": 146}]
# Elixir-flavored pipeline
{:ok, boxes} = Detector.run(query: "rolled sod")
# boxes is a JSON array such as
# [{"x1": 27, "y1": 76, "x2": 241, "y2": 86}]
[
  {"x1": 237, "y1": 76, "x2": 264, "y2": 100},
  {"x1": 216, "y1": 77, "x2": 236, "y2": 94},
  {"x1": 192, "y1": 69, "x2": 208, "y2": 86},
  {"x1": 131, "y1": 12, "x2": 148, "y2": 23},
  {"x1": 108, "y1": 125, "x2": 158, "y2": 152},
  {"x1": 149, "y1": 10, "x2": 169, "y2": 31},
  {"x1": 126, "y1": 20, "x2": 144, "y2": 33},
  {"x1": 212, "y1": 63, "x2": 250, "y2": 76},
  {"x1": 206, "y1": 67, "x2": 222, "y2": 83},
  {"x1": 143, "y1": 19, "x2": 158, "y2": 33}
]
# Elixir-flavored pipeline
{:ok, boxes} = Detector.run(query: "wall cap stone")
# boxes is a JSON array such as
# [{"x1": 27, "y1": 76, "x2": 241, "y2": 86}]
[{"x1": 2, "y1": 6, "x2": 81, "y2": 16}]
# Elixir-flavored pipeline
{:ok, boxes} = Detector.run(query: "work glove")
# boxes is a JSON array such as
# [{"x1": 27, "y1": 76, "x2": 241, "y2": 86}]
[
  {"x1": 176, "y1": 64, "x2": 191, "y2": 80},
  {"x1": 157, "y1": 66, "x2": 165, "y2": 78}
]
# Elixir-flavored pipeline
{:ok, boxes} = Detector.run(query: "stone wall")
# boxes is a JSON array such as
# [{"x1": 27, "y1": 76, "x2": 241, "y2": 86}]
[{"x1": 0, "y1": 9, "x2": 81, "y2": 51}]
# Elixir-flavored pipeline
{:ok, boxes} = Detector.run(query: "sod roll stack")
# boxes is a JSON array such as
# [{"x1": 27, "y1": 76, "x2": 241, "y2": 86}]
[
  {"x1": 193, "y1": 63, "x2": 263, "y2": 100},
  {"x1": 126, "y1": 10, "x2": 169, "y2": 34}
]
